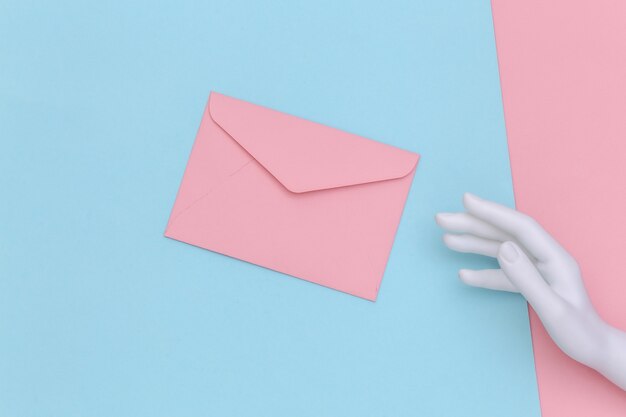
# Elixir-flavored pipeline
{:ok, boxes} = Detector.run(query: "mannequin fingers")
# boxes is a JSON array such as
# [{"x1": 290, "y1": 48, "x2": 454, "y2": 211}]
[
  {"x1": 436, "y1": 212, "x2": 512, "y2": 242},
  {"x1": 498, "y1": 241, "x2": 565, "y2": 318},
  {"x1": 459, "y1": 269, "x2": 518, "y2": 293},
  {"x1": 463, "y1": 193, "x2": 562, "y2": 262},
  {"x1": 443, "y1": 234, "x2": 500, "y2": 257}
]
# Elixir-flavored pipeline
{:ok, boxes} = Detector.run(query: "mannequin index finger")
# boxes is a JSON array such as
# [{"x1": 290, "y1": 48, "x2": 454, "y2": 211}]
[{"x1": 463, "y1": 193, "x2": 562, "y2": 261}]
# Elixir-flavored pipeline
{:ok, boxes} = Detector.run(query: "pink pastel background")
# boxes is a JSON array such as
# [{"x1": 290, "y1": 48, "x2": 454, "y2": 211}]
[{"x1": 492, "y1": 0, "x2": 626, "y2": 415}]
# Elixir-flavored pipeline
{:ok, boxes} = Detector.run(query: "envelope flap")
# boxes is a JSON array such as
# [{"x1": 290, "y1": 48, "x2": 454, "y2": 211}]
[{"x1": 208, "y1": 92, "x2": 419, "y2": 193}]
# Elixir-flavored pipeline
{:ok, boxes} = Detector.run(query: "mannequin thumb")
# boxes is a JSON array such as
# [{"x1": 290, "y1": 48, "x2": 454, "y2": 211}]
[{"x1": 498, "y1": 241, "x2": 557, "y2": 316}]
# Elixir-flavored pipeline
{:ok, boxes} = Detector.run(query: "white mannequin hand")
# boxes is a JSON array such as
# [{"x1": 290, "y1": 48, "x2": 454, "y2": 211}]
[{"x1": 436, "y1": 193, "x2": 626, "y2": 391}]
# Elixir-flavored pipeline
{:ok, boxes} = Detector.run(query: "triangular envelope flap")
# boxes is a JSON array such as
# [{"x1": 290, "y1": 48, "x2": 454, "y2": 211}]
[{"x1": 208, "y1": 92, "x2": 419, "y2": 193}]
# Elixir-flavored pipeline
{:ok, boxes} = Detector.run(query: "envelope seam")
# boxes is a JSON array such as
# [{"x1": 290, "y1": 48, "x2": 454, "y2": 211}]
[{"x1": 167, "y1": 158, "x2": 254, "y2": 231}]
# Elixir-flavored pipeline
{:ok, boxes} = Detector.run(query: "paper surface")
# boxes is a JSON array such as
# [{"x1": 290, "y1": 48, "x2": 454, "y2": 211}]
[
  {"x1": 492, "y1": 1, "x2": 626, "y2": 415},
  {"x1": 1, "y1": 1, "x2": 542, "y2": 415},
  {"x1": 165, "y1": 92, "x2": 419, "y2": 301}
]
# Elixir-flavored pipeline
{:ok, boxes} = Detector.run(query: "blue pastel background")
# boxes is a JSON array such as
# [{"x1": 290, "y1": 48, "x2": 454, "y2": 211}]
[{"x1": 0, "y1": 1, "x2": 541, "y2": 416}]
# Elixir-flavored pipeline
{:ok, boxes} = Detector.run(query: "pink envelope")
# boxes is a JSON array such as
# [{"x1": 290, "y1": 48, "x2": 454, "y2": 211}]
[{"x1": 165, "y1": 92, "x2": 419, "y2": 300}]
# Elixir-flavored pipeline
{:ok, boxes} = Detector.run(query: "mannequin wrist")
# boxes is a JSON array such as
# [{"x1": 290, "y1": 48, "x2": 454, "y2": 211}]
[{"x1": 595, "y1": 323, "x2": 626, "y2": 390}]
